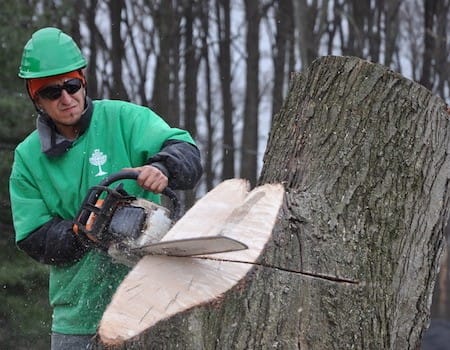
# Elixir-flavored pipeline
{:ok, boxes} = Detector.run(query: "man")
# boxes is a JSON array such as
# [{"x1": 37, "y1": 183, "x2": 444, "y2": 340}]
[{"x1": 9, "y1": 27, "x2": 202, "y2": 349}]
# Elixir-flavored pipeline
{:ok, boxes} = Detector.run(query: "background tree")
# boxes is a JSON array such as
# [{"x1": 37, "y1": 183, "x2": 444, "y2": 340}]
[
  {"x1": 151, "y1": 1, "x2": 181, "y2": 124},
  {"x1": 293, "y1": 0, "x2": 329, "y2": 68},
  {"x1": 240, "y1": 0, "x2": 262, "y2": 187},
  {"x1": 109, "y1": 0, "x2": 129, "y2": 101},
  {"x1": 216, "y1": 0, "x2": 235, "y2": 181},
  {"x1": 270, "y1": 0, "x2": 295, "y2": 120},
  {"x1": 199, "y1": 0, "x2": 215, "y2": 189}
]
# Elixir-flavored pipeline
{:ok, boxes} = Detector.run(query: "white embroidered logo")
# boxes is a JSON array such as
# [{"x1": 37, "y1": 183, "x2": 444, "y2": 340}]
[{"x1": 89, "y1": 149, "x2": 108, "y2": 176}]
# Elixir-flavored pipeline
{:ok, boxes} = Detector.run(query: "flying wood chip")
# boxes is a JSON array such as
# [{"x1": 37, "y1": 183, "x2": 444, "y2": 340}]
[{"x1": 97, "y1": 179, "x2": 284, "y2": 345}]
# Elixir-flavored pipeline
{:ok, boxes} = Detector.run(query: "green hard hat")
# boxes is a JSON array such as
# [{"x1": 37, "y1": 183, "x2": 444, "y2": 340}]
[{"x1": 18, "y1": 27, "x2": 87, "y2": 79}]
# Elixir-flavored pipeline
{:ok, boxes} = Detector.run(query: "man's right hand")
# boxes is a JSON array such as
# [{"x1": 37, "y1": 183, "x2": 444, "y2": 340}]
[{"x1": 125, "y1": 165, "x2": 168, "y2": 193}]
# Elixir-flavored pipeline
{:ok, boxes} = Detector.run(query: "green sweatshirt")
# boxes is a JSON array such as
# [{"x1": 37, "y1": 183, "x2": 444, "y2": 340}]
[{"x1": 9, "y1": 99, "x2": 195, "y2": 334}]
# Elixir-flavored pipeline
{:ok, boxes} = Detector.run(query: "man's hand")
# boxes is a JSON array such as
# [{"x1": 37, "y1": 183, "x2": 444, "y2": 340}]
[{"x1": 128, "y1": 165, "x2": 168, "y2": 193}]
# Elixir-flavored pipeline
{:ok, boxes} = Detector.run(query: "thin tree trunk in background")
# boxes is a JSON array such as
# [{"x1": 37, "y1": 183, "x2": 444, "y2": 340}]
[
  {"x1": 420, "y1": 0, "x2": 437, "y2": 90},
  {"x1": 271, "y1": 0, "x2": 294, "y2": 121},
  {"x1": 217, "y1": 0, "x2": 235, "y2": 180},
  {"x1": 346, "y1": 0, "x2": 369, "y2": 57},
  {"x1": 183, "y1": 1, "x2": 201, "y2": 206},
  {"x1": 433, "y1": 0, "x2": 450, "y2": 97},
  {"x1": 183, "y1": 3, "x2": 199, "y2": 140},
  {"x1": 109, "y1": 0, "x2": 129, "y2": 101},
  {"x1": 383, "y1": 0, "x2": 402, "y2": 67},
  {"x1": 170, "y1": 13, "x2": 181, "y2": 129},
  {"x1": 151, "y1": 2, "x2": 176, "y2": 124},
  {"x1": 240, "y1": 0, "x2": 260, "y2": 187},
  {"x1": 294, "y1": 0, "x2": 328, "y2": 68},
  {"x1": 68, "y1": 3, "x2": 82, "y2": 51},
  {"x1": 366, "y1": 0, "x2": 380, "y2": 62},
  {"x1": 85, "y1": 0, "x2": 99, "y2": 99},
  {"x1": 200, "y1": 1, "x2": 215, "y2": 191},
  {"x1": 123, "y1": 2, "x2": 154, "y2": 107}
]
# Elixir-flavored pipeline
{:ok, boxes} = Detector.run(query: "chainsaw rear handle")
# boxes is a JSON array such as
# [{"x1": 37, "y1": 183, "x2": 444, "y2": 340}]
[{"x1": 97, "y1": 170, "x2": 181, "y2": 221}]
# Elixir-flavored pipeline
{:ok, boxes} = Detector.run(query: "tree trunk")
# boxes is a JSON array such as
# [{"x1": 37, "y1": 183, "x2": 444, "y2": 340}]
[
  {"x1": 109, "y1": 0, "x2": 129, "y2": 101},
  {"x1": 93, "y1": 56, "x2": 449, "y2": 349},
  {"x1": 182, "y1": 1, "x2": 201, "y2": 208},
  {"x1": 200, "y1": 0, "x2": 214, "y2": 191},
  {"x1": 293, "y1": 0, "x2": 327, "y2": 68},
  {"x1": 271, "y1": 0, "x2": 294, "y2": 120},
  {"x1": 240, "y1": 0, "x2": 260, "y2": 187},
  {"x1": 151, "y1": 2, "x2": 177, "y2": 124},
  {"x1": 419, "y1": 0, "x2": 438, "y2": 90},
  {"x1": 85, "y1": 0, "x2": 99, "y2": 99},
  {"x1": 216, "y1": 0, "x2": 235, "y2": 181},
  {"x1": 260, "y1": 55, "x2": 449, "y2": 349}
]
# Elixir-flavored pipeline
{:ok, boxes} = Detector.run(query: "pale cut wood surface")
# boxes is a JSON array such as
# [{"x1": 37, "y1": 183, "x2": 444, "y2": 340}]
[
  {"x1": 98, "y1": 179, "x2": 284, "y2": 344},
  {"x1": 161, "y1": 178, "x2": 250, "y2": 241}
]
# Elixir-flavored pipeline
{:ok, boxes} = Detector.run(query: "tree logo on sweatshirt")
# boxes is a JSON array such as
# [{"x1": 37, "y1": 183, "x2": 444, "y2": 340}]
[{"x1": 89, "y1": 149, "x2": 108, "y2": 176}]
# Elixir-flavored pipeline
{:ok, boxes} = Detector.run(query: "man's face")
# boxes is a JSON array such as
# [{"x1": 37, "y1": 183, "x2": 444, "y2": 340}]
[{"x1": 35, "y1": 77, "x2": 86, "y2": 139}]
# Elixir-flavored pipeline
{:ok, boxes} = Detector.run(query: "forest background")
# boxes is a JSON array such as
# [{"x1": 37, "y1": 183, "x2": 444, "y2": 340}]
[{"x1": 1, "y1": 1, "x2": 449, "y2": 349}]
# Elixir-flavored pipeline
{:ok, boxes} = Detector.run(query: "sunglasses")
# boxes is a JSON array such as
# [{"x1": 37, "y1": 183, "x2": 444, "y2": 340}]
[{"x1": 37, "y1": 78, "x2": 83, "y2": 100}]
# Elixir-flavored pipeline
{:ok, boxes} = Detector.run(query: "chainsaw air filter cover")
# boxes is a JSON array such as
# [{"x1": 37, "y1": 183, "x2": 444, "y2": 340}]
[
  {"x1": 109, "y1": 199, "x2": 173, "y2": 246},
  {"x1": 109, "y1": 205, "x2": 146, "y2": 241}
]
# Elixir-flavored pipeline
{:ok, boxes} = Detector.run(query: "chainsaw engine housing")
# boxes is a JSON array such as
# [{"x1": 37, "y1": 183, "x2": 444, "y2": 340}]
[{"x1": 74, "y1": 183, "x2": 173, "y2": 250}]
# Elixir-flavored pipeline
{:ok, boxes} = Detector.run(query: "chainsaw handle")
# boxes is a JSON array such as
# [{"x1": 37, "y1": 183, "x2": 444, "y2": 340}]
[
  {"x1": 98, "y1": 170, "x2": 181, "y2": 221},
  {"x1": 98, "y1": 170, "x2": 140, "y2": 187}
]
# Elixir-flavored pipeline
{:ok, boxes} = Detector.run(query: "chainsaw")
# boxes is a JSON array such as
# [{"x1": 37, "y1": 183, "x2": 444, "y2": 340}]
[{"x1": 73, "y1": 170, "x2": 247, "y2": 266}]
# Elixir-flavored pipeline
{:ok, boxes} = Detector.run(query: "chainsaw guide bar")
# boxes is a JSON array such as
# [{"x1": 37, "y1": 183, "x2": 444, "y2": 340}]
[{"x1": 130, "y1": 236, "x2": 248, "y2": 257}]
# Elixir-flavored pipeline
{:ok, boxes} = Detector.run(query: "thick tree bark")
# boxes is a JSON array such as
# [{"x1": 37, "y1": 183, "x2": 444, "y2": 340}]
[
  {"x1": 260, "y1": 55, "x2": 449, "y2": 349},
  {"x1": 93, "y1": 56, "x2": 449, "y2": 349}
]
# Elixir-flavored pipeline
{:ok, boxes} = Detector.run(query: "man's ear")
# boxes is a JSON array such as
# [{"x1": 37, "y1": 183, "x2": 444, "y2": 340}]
[
  {"x1": 34, "y1": 99, "x2": 42, "y2": 110},
  {"x1": 33, "y1": 98, "x2": 45, "y2": 114}
]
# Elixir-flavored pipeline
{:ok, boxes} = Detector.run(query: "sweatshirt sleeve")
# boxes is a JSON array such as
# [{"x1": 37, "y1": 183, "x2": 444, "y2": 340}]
[
  {"x1": 147, "y1": 140, "x2": 203, "y2": 190},
  {"x1": 9, "y1": 155, "x2": 53, "y2": 242},
  {"x1": 17, "y1": 217, "x2": 90, "y2": 266},
  {"x1": 9, "y1": 149, "x2": 91, "y2": 265}
]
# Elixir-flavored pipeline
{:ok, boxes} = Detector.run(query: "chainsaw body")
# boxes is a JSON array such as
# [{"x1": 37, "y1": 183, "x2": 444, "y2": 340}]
[{"x1": 74, "y1": 171, "x2": 179, "y2": 263}]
